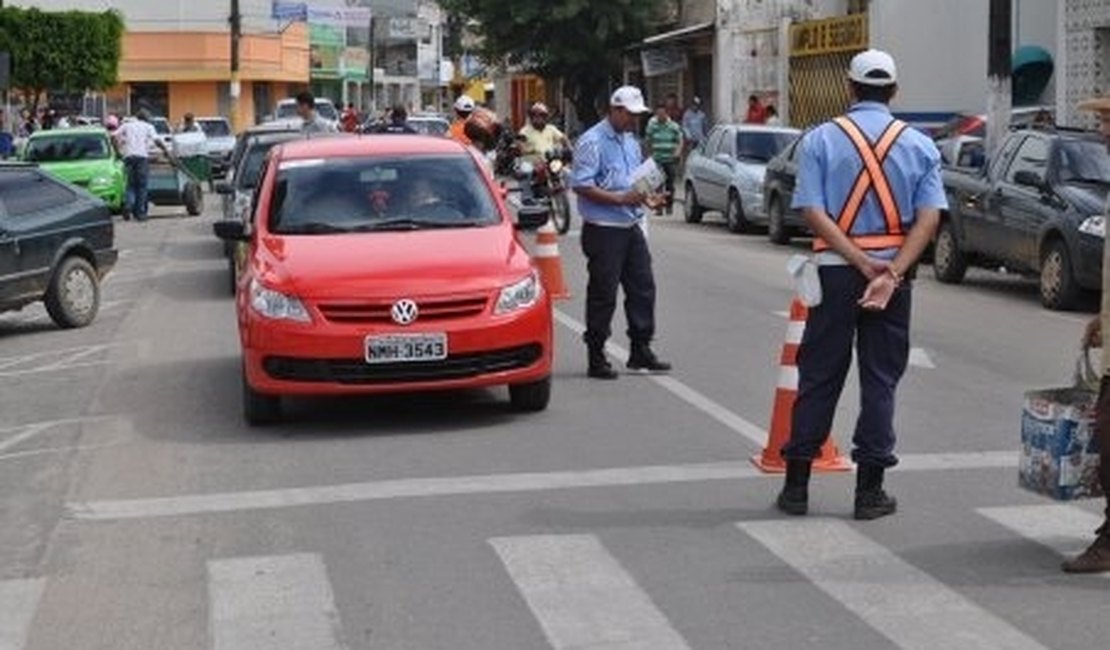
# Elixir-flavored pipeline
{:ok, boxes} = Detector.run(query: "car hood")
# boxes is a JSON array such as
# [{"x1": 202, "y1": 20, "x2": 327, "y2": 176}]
[
  {"x1": 255, "y1": 225, "x2": 533, "y2": 300},
  {"x1": 38, "y1": 159, "x2": 117, "y2": 182},
  {"x1": 1057, "y1": 182, "x2": 1109, "y2": 215},
  {"x1": 206, "y1": 137, "x2": 237, "y2": 153}
]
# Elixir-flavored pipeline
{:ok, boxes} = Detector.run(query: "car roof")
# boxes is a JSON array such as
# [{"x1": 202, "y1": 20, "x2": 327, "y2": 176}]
[
  {"x1": 28, "y1": 126, "x2": 108, "y2": 138},
  {"x1": 276, "y1": 134, "x2": 472, "y2": 160}
]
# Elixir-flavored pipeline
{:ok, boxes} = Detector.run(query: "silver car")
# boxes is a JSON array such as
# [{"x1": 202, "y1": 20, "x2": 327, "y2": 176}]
[{"x1": 683, "y1": 124, "x2": 801, "y2": 233}]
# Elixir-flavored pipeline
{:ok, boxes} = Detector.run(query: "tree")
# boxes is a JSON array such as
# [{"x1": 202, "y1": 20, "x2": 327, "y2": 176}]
[
  {"x1": 440, "y1": 0, "x2": 667, "y2": 126},
  {"x1": 0, "y1": 7, "x2": 124, "y2": 112}
]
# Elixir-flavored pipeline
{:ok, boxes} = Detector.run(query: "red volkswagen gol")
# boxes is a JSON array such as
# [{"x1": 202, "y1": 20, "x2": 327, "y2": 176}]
[{"x1": 214, "y1": 136, "x2": 553, "y2": 425}]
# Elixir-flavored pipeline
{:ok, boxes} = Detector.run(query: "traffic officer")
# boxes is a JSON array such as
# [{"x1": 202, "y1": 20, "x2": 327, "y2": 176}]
[
  {"x1": 776, "y1": 50, "x2": 946, "y2": 520},
  {"x1": 1067, "y1": 95, "x2": 1110, "y2": 574},
  {"x1": 571, "y1": 86, "x2": 671, "y2": 380}
]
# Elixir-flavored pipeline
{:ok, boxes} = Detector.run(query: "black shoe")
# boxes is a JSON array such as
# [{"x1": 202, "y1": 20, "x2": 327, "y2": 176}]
[
  {"x1": 587, "y1": 346, "x2": 619, "y2": 380},
  {"x1": 776, "y1": 460, "x2": 811, "y2": 516},
  {"x1": 627, "y1": 344, "x2": 672, "y2": 373},
  {"x1": 854, "y1": 464, "x2": 897, "y2": 520}
]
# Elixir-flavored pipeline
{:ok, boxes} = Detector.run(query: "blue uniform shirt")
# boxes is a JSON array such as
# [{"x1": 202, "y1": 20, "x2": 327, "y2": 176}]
[
  {"x1": 793, "y1": 101, "x2": 948, "y2": 259},
  {"x1": 571, "y1": 118, "x2": 645, "y2": 226}
]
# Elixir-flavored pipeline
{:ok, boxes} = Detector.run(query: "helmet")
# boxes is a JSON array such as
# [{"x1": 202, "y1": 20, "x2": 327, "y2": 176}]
[
  {"x1": 529, "y1": 102, "x2": 550, "y2": 116},
  {"x1": 463, "y1": 107, "x2": 501, "y2": 150},
  {"x1": 454, "y1": 95, "x2": 476, "y2": 114}
]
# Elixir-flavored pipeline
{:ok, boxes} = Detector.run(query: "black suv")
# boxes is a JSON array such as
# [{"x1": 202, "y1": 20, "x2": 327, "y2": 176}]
[{"x1": 0, "y1": 164, "x2": 117, "y2": 328}]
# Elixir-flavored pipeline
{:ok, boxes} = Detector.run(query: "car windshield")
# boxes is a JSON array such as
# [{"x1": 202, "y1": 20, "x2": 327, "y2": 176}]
[
  {"x1": 25, "y1": 134, "x2": 111, "y2": 162},
  {"x1": 736, "y1": 131, "x2": 798, "y2": 163},
  {"x1": 269, "y1": 155, "x2": 499, "y2": 234},
  {"x1": 411, "y1": 119, "x2": 449, "y2": 136},
  {"x1": 151, "y1": 118, "x2": 170, "y2": 135},
  {"x1": 276, "y1": 103, "x2": 298, "y2": 120},
  {"x1": 315, "y1": 102, "x2": 339, "y2": 121},
  {"x1": 1056, "y1": 139, "x2": 1110, "y2": 185},
  {"x1": 199, "y1": 119, "x2": 231, "y2": 138},
  {"x1": 238, "y1": 142, "x2": 288, "y2": 189}
]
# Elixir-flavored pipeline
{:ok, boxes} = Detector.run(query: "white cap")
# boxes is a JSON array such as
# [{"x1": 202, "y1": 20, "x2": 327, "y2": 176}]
[
  {"x1": 529, "y1": 102, "x2": 550, "y2": 115},
  {"x1": 610, "y1": 86, "x2": 649, "y2": 114},
  {"x1": 849, "y1": 49, "x2": 898, "y2": 87},
  {"x1": 454, "y1": 95, "x2": 476, "y2": 113}
]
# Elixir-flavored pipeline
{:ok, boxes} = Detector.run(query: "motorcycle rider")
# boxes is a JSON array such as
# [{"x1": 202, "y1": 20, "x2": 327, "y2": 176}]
[
  {"x1": 519, "y1": 102, "x2": 569, "y2": 164},
  {"x1": 449, "y1": 95, "x2": 476, "y2": 145}
]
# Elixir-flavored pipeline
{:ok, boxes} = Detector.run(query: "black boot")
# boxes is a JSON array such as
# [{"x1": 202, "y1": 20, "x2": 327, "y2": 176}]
[
  {"x1": 776, "y1": 460, "x2": 811, "y2": 516},
  {"x1": 587, "y1": 345, "x2": 619, "y2": 380},
  {"x1": 627, "y1": 342, "x2": 672, "y2": 373},
  {"x1": 854, "y1": 465, "x2": 897, "y2": 521}
]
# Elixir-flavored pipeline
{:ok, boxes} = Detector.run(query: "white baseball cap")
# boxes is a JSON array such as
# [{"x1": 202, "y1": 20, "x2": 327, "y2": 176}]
[
  {"x1": 610, "y1": 86, "x2": 649, "y2": 114},
  {"x1": 454, "y1": 95, "x2": 476, "y2": 113},
  {"x1": 849, "y1": 49, "x2": 898, "y2": 87}
]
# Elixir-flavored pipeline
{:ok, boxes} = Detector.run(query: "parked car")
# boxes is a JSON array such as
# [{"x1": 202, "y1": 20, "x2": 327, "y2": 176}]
[
  {"x1": 761, "y1": 133, "x2": 812, "y2": 245},
  {"x1": 214, "y1": 127, "x2": 304, "y2": 293},
  {"x1": 938, "y1": 135, "x2": 986, "y2": 169},
  {"x1": 267, "y1": 98, "x2": 340, "y2": 130},
  {"x1": 684, "y1": 124, "x2": 801, "y2": 233},
  {"x1": 0, "y1": 163, "x2": 117, "y2": 328},
  {"x1": 196, "y1": 117, "x2": 237, "y2": 178},
  {"x1": 21, "y1": 127, "x2": 125, "y2": 212},
  {"x1": 150, "y1": 117, "x2": 174, "y2": 151},
  {"x1": 213, "y1": 135, "x2": 554, "y2": 425},
  {"x1": 937, "y1": 128, "x2": 1109, "y2": 310}
]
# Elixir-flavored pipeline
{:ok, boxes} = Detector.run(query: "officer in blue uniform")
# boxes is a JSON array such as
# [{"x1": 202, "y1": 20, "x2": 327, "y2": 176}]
[{"x1": 776, "y1": 50, "x2": 948, "y2": 520}]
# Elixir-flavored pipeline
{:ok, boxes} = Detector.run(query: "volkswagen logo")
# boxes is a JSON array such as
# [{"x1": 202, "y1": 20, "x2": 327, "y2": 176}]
[{"x1": 391, "y1": 299, "x2": 419, "y2": 325}]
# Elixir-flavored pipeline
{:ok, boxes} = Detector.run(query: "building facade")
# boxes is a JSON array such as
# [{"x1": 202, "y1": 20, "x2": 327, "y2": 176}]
[{"x1": 1058, "y1": 0, "x2": 1110, "y2": 128}]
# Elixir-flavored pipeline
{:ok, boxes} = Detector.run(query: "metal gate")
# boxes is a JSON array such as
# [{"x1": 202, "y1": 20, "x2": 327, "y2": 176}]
[{"x1": 788, "y1": 14, "x2": 868, "y2": 128}]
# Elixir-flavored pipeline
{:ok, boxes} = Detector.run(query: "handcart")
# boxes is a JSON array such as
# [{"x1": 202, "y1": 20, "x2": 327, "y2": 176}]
[{"x1": 147, "y1": 154, "x2": 205, "y2": 216}]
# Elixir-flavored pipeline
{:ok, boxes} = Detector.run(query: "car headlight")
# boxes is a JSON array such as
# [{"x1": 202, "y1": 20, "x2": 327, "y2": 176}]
[
  {"x1": 495, "y1": 272, "x2": 541, "y2": 314},
  {"x1": 549, "y1": 159, "x2": 564, "y2": 174},
  {"x1": 1079, "y1": 215, "x2": 1105, "y2": 238},
  {"x1": 249, "y1": 278, "x2": 311, "y2": 322}
]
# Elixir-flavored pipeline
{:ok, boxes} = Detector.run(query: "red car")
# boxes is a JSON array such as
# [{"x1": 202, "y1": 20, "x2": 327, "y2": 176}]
[{"x1": 214, "y1": 136, "x2": 554, "y2": 425}]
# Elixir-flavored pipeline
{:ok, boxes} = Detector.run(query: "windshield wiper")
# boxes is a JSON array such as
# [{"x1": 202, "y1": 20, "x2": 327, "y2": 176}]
[
  {"x1": 354, "y1": 218, "x2": 483, "y2": 231},
  {"x1": 277, "y1": 221, "x2": 350, "y2": 235},
  {"x1": 1065, "y1": 177, "x2": 1110, "y2": 184}
]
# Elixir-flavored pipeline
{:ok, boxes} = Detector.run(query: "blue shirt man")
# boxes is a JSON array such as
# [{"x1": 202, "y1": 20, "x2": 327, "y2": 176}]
[
  {"x1": 777, "y1": 49, "x2": 946, "y2": 522},
  {"x1": 570, "y1": 86, "x2": 671, "y2": 379}
]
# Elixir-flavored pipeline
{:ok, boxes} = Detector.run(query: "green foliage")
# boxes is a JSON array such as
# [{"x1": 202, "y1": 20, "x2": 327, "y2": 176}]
[
  {"x1": 0, "y1": 7, "x2": 124, "y2": 105},
  {"x1": 441, "y1": 0, "x2": 666, "y2": 124}
]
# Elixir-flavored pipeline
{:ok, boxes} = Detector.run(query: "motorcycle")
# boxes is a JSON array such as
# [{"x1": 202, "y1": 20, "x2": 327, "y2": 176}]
[{"x1": 511, "y1": 145, "x2": 574, "y2": 235}]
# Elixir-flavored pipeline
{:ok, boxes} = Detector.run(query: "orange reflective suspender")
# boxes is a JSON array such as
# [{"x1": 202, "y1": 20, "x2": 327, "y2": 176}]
[{"x1": 813, "y1": 116, "x2": 909, "y2": 252}]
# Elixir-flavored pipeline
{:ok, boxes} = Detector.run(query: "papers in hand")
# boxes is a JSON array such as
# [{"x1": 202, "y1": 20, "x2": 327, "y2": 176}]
[{"x1": 631, "y1": 158, "x2": 665, "y2": 195}]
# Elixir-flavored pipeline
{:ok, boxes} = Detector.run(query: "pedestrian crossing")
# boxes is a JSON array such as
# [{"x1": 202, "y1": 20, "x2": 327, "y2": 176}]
[{"x1": 3, "y1": 503, "x2": 1105, "y2": 649}]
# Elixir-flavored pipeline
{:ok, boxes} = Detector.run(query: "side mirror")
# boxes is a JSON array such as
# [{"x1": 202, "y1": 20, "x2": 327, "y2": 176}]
[
  {"x1": 515, "y1": 204, "x2": 551, "y2": 231},
  {"x1": 213, "y1": 220, "x2": 249, "y2": 242},
  {"x1": 1013, "y1": 169, "x2": 1047, "y2": 191},
  {"x1": 214, "y1": 180, "x2": 233, "y2": 195}
]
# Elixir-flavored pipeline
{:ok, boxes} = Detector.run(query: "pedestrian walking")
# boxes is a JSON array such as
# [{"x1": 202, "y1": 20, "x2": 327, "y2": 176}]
[
  {"x1": 296, "y1": 91, "x2": 338, "y2": 135},
  {"x1": 570, "y1": 86, "x2": 672, "y2": 380},
  {"x1": 644, "y1": 103, "x2": 683, "y2": 215},
  {"x1": 1064, "y1": 95, "x2": 1110, "y2": 574},
  {"x1": 114, "y1": 109, "x2": 169, "y2": 222},
  {"x1": 775, "y1": 49, "x2": 945, "y2": 520},
  {"x1": 681, "y1": 97, "x2": 708, "y2": 154}
]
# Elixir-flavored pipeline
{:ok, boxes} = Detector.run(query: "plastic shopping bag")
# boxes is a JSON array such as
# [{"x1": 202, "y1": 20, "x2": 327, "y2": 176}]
[{"x1": 787, "y1": 255, "x2": 822, "y2": 307}]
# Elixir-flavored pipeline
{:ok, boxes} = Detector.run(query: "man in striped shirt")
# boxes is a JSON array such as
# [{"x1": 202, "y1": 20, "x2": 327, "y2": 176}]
[{"x1": 645, "y1": 104, "x2": 683, "y2": 215}]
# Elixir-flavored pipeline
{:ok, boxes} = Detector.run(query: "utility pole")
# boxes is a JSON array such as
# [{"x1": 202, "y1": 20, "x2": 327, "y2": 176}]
[
  {"x1": 230, "y1": 0, "x2": 243, "y2": 132},
  {"x1": 985, "y1": 0, "x2": 1012, "y2": 157}
]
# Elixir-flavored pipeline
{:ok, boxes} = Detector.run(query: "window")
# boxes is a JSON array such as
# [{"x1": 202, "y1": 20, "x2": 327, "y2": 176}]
[
  {"x1": 989, "y1": 135, "x2": 1024, "y2": 180},
  {"x1": 1004, "y1": 136, "x2": 1049, "y2": 185},
  {"x1": 736, "y1": 131, "x2": 798, "y2": 163},
  {"x1": 198, "y1": 119, "x2": 232, "y2": 138},
  {"x1": 704, "y1": 127, "x2": 725, "y2": 156},
  {"x1": 24, "y1": 134, "x2": 111, "y2": 162},
  {"x1": 0, "y1": 171, "x2": 76, "y2": 216},
  {"x1": 1056, "y1": 139, "x2": 1110, "y2": 184}
]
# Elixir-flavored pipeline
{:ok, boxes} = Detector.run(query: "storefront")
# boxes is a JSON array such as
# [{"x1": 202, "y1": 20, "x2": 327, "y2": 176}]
[{"x1": 628, "y1": 22, "x2": 715, "y2": 114}]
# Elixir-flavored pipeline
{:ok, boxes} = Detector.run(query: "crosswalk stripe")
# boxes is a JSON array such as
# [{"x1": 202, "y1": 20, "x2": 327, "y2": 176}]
[
  {"x1": 979, "y1": 504, "x2": 1106, "y2": 562},
  {"x1": 0, "y1": 579, "x2": 45, "y2": 650},
  {"x1": 490, "y1": 534, "x2": 692, "y2": 649},
  {"x1": 208, "y1": 553, "x2": 347, "y2": 650},
  {"x1": 738, "y1": 519, "x2": 1048, "y2": 650}
]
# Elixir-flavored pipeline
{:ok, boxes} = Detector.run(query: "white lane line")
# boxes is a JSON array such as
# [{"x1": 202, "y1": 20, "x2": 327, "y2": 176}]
[
  {"x1": 36, "y1": 345, "x2": 113, "y2": 372},
  {"x1": 739, "y1": 519, "x2": 1048, "y2": 650},
  {"x1": 71, "y1": 451, "x2": 1015, "y2": 522},
  {"x1": 0, "y1": 578, "x2": 46, "y2": 650},
  {"x1": 0, "y1": 361, "x2": 109, "y2": 379},
  {"x1": 491, "y1": 534, "x2": 691, "y2": 650},
  {"x1": 979, "y1": 505, "x2": 1106, "y2": 564},
  {"x1": 908, "y1": 347, "x2": 936, "y2": 369},
  {"x1": 0, "y1": 424, "x2": 55, "y2": 456},
  {"x1": 208, "y1": 553, "x2": 347, "y2": 650},
  {"x1": 0, "y1": 415, "x2": 123, "y2": 456},
  {"x1": 554, "y1": 309, "x2": 767, "y2": 446},
  {"x1": 0, "y1": 344, "x2": 120, "y2": 371},
  {"x1": 773, "y1": 310, "x2": 789, "y2": 319}
]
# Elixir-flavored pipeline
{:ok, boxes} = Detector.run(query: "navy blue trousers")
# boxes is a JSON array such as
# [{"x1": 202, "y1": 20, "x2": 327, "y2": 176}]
[{"x1": 782, "y1": 265, "x2": 912, "y2": 468}]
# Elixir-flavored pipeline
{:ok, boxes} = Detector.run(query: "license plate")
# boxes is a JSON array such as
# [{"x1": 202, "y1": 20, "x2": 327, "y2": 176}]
[{"x1": 365, "y1": 333, "x2": 448, "y2": 364}]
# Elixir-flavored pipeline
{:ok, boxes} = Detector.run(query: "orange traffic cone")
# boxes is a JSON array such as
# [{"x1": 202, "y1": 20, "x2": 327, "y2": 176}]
[
  {"x1": 533, "y1": 219, "x2": 570, "y2": 300},
  {"x1": 752, "y1": 297, "x2": 852, "y2": 473}
]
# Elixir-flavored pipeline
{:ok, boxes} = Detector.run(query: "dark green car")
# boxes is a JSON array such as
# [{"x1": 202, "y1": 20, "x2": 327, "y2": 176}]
[{"x1": 21, "y1": 127, "x2": 126, "y2": 212}]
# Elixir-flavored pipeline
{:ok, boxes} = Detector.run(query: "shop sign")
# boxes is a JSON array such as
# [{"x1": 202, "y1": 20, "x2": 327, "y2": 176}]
[
  {"x1": 641, "y1": 47, "x2": 686, "y2": 78},
  {"x1": 790, "y1": 14, "x2": 868, "y2": 57}
]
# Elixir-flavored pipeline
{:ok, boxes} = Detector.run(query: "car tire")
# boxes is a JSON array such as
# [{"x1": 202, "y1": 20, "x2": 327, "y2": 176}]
[
  {"x1": 243, "y1": 365, "x2": 282, "y2": 426},
  {"x1": 44, "y1": 256, "x2": 100, "y2": 329},
  {"x1": 932, "y1": 221, "x2": 968, "y2": 284},
  {"x1": 767, "y1": 195, "x2": 791, "y2": 245},
  {"x1": 509, "y1": 376, "x2": 551, "y2": 413},
  {"x1": 184, "y1": 182, "x2": 204, "y2": 216},
  {"x1": 1040, "y1": 239, "x2": 1081, "y2": 311},
  {"x1": 725, "y1": 191, "x2": 752, "y2": 234},
  {"x1": 684, "y1": 183, "x2": 704, "y2": 224}
]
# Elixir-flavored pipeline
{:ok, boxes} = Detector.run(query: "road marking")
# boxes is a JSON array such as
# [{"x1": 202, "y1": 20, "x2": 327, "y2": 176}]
[
  {"x1": 0, "y1": 415, "x2": 123, "y2": 456},
  {"x1": 491, "y1": 534, "x2": 691, "y2": 650},
  {"x1": 0, "y1": 424, "x2": 55, "y2": 456},
  {"x1": 908, "y1": 347, "x2": 936, "y2": 369},
  {"x1": 208, "y1": 553, "x2": 347, "y2": 650},
  {"x1": 0, "y1": 578, "x2": 45, "y2": 650},
  {"x1": 979, "y1": 504, "x2": 1107, "y2": 566},
  {"x1": 70, "y1": 451, "x2": 1016, "y2": 521},
  {"x1": 739, "y1": 519, "x2": 1048, "y2": 650},
  {"x1": 773, "y1": 310, "x2": 790, "y2": 319}
]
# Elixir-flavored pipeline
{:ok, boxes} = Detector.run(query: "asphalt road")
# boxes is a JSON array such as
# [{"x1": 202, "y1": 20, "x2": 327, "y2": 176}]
[{"x1": 1, "y1": 195, "x2": 1107, "y2": 650}]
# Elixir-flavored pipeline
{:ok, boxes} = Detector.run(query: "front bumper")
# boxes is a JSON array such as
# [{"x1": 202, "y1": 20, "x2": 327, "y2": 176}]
[{"x1": 242, "y1": 297, "x2": 554, "y2": 396}]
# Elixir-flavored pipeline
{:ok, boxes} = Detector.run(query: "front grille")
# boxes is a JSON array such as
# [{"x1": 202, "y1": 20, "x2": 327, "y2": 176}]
[
  {"x1": 317, "y1": 296, "x2": 489, "y2": 324},
  {"x1": 263, "y1": 344, "x2": 543, "y2": 385}
]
